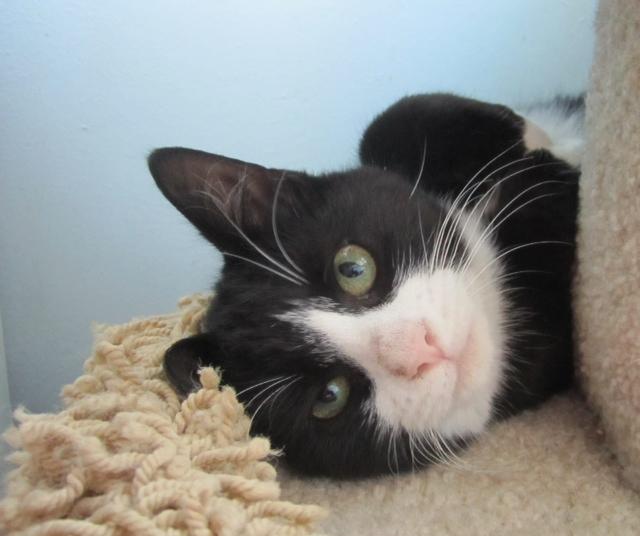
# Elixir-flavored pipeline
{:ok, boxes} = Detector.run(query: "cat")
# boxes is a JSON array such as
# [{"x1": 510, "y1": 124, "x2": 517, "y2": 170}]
[{"x1": 149, "y1": 92, "x2": 583, "y2": 478}]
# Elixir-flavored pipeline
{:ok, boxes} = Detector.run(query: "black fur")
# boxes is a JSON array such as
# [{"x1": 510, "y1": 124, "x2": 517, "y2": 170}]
[{"x1": 150, "y1": 93, "x2": 579, "y2": 479}]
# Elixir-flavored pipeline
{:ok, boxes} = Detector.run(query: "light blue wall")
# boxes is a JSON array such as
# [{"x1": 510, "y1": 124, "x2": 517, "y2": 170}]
[{"x1": 0, "y1": 1, "x2": 596, "y2": 413}]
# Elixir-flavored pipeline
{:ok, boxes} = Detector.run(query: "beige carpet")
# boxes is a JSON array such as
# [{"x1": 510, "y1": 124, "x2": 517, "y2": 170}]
[
  {"x1": 574, "y1": 0, "x2": 640, "y2": 493},
  {"x1": 280, "y1": 393, "x2": 640, "y2": 535}
]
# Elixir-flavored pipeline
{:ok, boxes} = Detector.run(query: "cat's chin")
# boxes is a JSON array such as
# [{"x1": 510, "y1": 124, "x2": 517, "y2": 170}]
[{"x1": 376, "y1": 358, "x2": 498, "y2": 438}]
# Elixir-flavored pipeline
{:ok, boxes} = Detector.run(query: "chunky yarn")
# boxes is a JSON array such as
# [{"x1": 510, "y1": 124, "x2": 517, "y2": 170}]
[{"x1": 0, "y1": 295, "x2": 325, "y2": 535}]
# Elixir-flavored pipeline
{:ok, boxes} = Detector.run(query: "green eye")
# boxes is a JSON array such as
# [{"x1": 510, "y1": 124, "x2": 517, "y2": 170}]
[
  {"x1": 333, "y1": 244, "x2": 376, "y2": 297},
  {"x1": 312, "y1": 376, "x2": 350, "y2": 419}
]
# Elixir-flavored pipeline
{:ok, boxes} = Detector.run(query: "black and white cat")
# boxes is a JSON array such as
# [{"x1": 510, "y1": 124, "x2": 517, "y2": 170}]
[{"x1": 149, "y1": 93, "x2": 583, "y2": 478}]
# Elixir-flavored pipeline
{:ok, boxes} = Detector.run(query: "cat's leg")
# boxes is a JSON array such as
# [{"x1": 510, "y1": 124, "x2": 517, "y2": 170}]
[{"x1": 359, "y1": 93, "x2": 528, "y2": 201}]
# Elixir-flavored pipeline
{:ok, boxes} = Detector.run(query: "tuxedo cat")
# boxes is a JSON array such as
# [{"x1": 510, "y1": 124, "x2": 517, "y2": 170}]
[{"x1": 149, "y1": 93, "x2": 582, "y2": 478}]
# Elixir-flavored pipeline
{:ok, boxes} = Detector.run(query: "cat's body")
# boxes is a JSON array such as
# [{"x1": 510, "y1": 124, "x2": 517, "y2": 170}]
[{"x1": 150, "y1": 93, "x2": 582, "y2": 478}]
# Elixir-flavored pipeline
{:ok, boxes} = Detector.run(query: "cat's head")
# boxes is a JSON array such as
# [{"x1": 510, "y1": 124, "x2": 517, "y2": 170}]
[{"x1": 149, "y1": 139, "x2": 512, "y2": 478}]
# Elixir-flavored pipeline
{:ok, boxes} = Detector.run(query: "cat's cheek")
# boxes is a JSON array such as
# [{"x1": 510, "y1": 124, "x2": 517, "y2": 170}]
[
  {"x1": 452, "y1": 315, "x2": 502, "y2": 403},
  {"x1": 438, "y1": 315, "x2": 503, "y2": 437}
]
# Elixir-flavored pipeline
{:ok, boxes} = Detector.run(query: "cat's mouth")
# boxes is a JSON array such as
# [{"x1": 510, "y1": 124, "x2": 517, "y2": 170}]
[
  {"x1": 449, "y1": 314, "x2": 501, "y2": 406},
  {"x1": 450, "y1": 330, "x2": 476, "y2": 394}
]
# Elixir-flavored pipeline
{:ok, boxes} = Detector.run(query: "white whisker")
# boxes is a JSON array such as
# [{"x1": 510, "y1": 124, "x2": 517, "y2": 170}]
[
  {"x1": 433, "y1": 146, "x2": 532, "y2": 272},
  {"x1": 195, "y1": 186, "x2": 309, "y2": 285},
  {"x1": 466, "y1": 239, "x2": 571, "y2": 290},
  {"x1": 417, "y1": 208, "x2": 429, "y2": 270},
  {"x1": 436, "y1": 155, "x2": 533, "y2": 272},
  {"x1": 243, "y1": 374, "x2": 297, "y2": 410},
  {"x1": 409, "y1": 139, "x2": 428, "y2": 199},
  {"x1": 267, "y1": 376, "x2": 302, "y2": 422},
  {"x1": 461, "y1": 183, "x2": 565, "y2": 278},
  {"x1": 252, "y1": 376, "x2": 301, "y2": 425},
  {"x1": 386, "y1": 428, "x2": 395, "y2": 475},
  {"x1": 272, "y1": 173, "x2": 306, "y2": 276},
  {"x1": 466, "y1": 139, "x2": 523, "y2": 189},
  {"x1": 234, "y1": 375, "x2": 288, "y2": 398},
  {"x1": 222, "y1": 252, "x2": 304, "y2": 286},
  {"x1": 440, "y1": 159, "x2": 558, "y2": 275},
  {"x1": 413, "y1": 433, "x2": 442, "y2": 467},
  {"x1": 469, "y1": 269, "x2": 549, "y2": 297},
  {"x1": 392, "y1": 430, "x2": 400, "y2": 476}
]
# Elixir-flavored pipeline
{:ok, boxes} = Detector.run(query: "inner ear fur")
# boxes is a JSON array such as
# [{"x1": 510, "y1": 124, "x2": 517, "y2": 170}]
[{"x1": 148, "y1": 147, "x2": 308, "y2": 252}]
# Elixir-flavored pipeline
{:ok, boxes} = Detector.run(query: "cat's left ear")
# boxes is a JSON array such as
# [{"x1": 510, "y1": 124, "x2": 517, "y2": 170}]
[
  {"x1": 163, "y1": 332, "x2": 223, "y2": 396},
  {"x1": 149, "y1": 147, "x2": 309, "y2": 252}
]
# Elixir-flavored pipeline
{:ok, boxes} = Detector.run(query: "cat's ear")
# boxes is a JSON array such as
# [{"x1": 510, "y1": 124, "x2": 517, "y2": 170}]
[
  {"x1": 163, "y1": 332, "x2": 223, "y2": 396},
  {"x1": 149, "y1": 147, "x2": 307, "y2": 251}
]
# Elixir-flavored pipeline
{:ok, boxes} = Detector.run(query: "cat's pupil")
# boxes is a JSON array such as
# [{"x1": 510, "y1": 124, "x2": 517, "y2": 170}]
[
  {"x1": 338, "y1": 262, "x2": 364, "y2": 278},
  {"x1": 320, "y1": 385, "x2": 339, "y2": 403}
]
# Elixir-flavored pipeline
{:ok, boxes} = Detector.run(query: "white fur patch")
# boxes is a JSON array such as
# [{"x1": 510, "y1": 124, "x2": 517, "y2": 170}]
[
  {"x1": 519, "y1": 101, "x2": 585, "y2": 167},
  {"x1": 278, "y1": 208, "x2": 507, "y2": 440},
  {"x1": 522, "y1": 119, "x2": 552, "y2": 152}
]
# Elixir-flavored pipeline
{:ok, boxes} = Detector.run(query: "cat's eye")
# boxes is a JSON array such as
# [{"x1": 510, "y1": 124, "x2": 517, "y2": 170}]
[
  {"x1": 312, "y1": 376, "x2": 350, "y2": 419},
  {"x1": 333, "y1": 244, "x2": 376, "y2": 297}
]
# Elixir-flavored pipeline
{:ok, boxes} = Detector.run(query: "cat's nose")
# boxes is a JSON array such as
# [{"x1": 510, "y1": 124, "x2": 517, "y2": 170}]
[
  {"x1": 377, "y1": 325, "x2": 447, "y2": 380},
  {"x1": 409, "y1": 329, "x2": 446, "y2": 378}
]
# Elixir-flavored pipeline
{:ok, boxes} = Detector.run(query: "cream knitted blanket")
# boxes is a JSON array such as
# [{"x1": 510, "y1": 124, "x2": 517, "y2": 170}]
[{"x1": 0, "y1": 295, "x2": 325, "y2": 535}]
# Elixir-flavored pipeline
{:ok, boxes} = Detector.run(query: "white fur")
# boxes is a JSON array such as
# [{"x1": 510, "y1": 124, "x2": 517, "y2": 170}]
[
  {"x1": 519, "y1": 100, "x2": 585, "y2": 167},
  {"x1": 278, "y1": 208, "x2": 507, "y2": 440}
]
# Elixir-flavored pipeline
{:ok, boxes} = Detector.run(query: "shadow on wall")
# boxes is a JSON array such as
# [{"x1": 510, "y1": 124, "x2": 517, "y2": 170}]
[{"x1": 0, "y1": 313, "x2": 11, "y2": 479}]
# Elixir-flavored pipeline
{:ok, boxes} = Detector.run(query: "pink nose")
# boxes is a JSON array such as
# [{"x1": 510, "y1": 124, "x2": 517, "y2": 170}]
[{"x1": 377, "y1": 325, "x2": 447, "y2": 379}]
